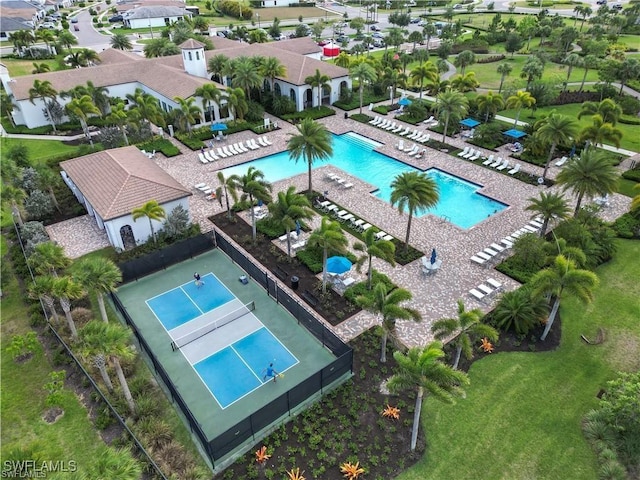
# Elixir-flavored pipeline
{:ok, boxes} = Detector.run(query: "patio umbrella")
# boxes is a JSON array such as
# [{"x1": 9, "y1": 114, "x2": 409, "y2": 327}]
[
  {"x1": 398, "y1": 97, "x2": 412, "y2": 106},
  {"x1": 430, "y1": 248, "x2": 437, "y2": 265},
  {"x1": 460, "y1": 118, "x2": 480, "y2": 128},
  {"x1": 211, "y1": 123, "x2": 228, "y2": 132},
  {"x1": 326, "y1": 256, "x2": 352, "y2": 274},
  {"x1": 295, "y1": 220, "x2": 301, "y2": 237},
  {"x1": 503, "y1": 128, "x2": 526, "y2": 139}
]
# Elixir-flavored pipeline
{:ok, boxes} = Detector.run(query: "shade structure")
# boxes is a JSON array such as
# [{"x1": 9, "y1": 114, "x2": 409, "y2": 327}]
[
  {"x1": 460, "y1": 118, "x2": 480, "y2": 128},
  {"x1": 430, "y1": 248, "x2": 437, "y2": 265},
  {"x1": 326, "y1": 256, "x2": 352, "y2": 274},
  {"x1": 323, "y1": 42, "x2": 340, "y2": 57},
  {"x1": 398, "y1": 97, "x2": 412, "y2": 106},
  {"x1": 503, "y1": 128, "x2": 526, "y2": 139},
  {"x1": 211, "y1": 123, "x2": 228, "y2": 131}
]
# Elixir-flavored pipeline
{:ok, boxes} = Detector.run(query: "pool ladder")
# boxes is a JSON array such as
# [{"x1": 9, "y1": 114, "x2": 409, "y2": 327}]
[{"x1": 440, "y1": 215, "x2": 451, "y2": 223}]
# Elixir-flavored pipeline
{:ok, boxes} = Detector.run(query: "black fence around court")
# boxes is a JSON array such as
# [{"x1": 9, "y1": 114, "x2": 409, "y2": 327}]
[{"x1": 112, "y1": 230, "x2": 353, "y2": 463}]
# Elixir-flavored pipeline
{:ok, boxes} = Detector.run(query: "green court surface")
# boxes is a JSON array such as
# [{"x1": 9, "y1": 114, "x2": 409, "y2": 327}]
[{"x1": 114, "y1": 250, "x2": 336, "y2": 443}]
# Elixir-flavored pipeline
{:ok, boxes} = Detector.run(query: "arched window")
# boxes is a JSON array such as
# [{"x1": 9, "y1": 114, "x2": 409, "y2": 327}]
[
  {"x1": 263, "y1": 79, "x2": 270, "y2": 92},
  {"x1": 274, "y1": 83, "x2": 281, "y2": 96},
  {"x1": 188, "y1": 51, "x2": 192, "y2": 61},
  {"x1": 289, "y1": 88, "x2": 296, "y2": 103}
]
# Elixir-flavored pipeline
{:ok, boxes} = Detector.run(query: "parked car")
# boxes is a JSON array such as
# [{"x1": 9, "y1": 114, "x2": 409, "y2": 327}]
[
  {"x1": 71, "y1": 17, "x2": 79, "y2": 23},
  {"x1": 596, "y1": 0, "x2": 607, "y2": 4},
  {"x1": 453, "y1": 3, "x2": 463, "y2": 8},
  {"x1": 410, "y1": 17, "x2": 421, "y2": 23},
  {"x1": 610, "y1": 2, "x2": 622, "y2": 9},
  {"x1": 318, "y1": 39, "x2": 330, "y2": 46},
  {"x1": 370, "y1": 24, "x2": 381, "y2": 31},
  {"x1": 336, "y1": 35, "x2": 349, "y2": 43},
  {"x1": 372, "y1": 32, "x2": 384, "y2": 38},
  {"x1": 108, "y1": 14, "x2": 123, "y2": 23},
  {"x1": 74, "y1": 24, "x2": 79, "y2": 31},
  {"x1": 39, "y1": 22, "x2": 57, "y2": 29}
]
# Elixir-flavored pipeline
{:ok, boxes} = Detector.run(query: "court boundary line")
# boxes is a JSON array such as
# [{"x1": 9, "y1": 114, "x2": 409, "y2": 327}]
[
  {"x1": 230, "y1": 344, "x2": 264, "y2": 383},
  {"x1": 180, "y1": 286, "x2": 204, "y2": 315}
]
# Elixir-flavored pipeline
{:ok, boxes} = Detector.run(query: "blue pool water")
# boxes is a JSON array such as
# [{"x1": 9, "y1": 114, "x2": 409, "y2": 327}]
[{"x1": 222, "y1": 132, "x2": 508, "y2": 229}]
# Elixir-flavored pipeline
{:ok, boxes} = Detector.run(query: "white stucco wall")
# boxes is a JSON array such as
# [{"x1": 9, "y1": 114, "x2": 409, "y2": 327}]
[{"x1": 127, "y1": 16, "x2": 183, "y2": 29}]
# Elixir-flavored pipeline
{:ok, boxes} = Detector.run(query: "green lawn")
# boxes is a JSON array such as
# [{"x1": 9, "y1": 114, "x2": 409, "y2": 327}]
[
  {"x1": 618, "y1": 178, "x2": 639, "y2": 198},
  {"x1": 0, "y1": 137, "x2": 80, "y2": 164},
  {"x1": 0, "y1": 57, "x2": 64, "y2": 77},
  {"x1": 398, "y1": 239, "x2": 640, "y2": 480},
  {"x1": 497, "y1": 103, "x2": 640, "y2": 153}
]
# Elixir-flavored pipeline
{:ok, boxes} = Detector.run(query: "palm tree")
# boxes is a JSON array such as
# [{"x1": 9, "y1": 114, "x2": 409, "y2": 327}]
[
  {"x1": 230, "y1": 56, "x2": 263, "y2": 98},
  {"x1": 125, "y1": 88, "x2": 165, "y2": 127},
  {"x1": 79, "y1": 320, "x2": 137, "y2": 413},
  {"x1": 28, "y1": 80, "x2": 58, "y2": 132},
  {"x1": 287, "y1": 118, "x2": 333, "y2": 195},
  {"x1": 194, "y1": 84, "x2": 222, "y2": 124},
  {"x1": 537, "y1": 113, "x2": 579, "y2": 180},
  {"x1": 73, "y1": 257, "x2": 122, "y2": 323},
  {"x1": 579, "y1": 55, "x2": 600, "y2": 92},
  {"x1": 334, "y1": 51, "x2": 350, "y2": 68},
  {"x1": 354, "y1": 228, "x2": 396, "y2": 290},
  {"x1": 563, "y1": 53, "x2": 583, "y2": 89},
  {"x1": 267, "y1": 186, "x2": 314, "y2": 257},
  {"x1": 36, "y1": 28, "x2": 55, "y2": 52},
  {"x1": 555, "y1": 150, "x2": 619, "y2": 215},
  {"x1": 390, "y1": 172, "x2": 439, "y2": 253},
  {"x1": 224, "y1": 87, "x2": 248, "y2": 121},
  {"x1": 357, "y1": 283, "x2": 421, "y2": 363},
  {"x1": 307, "y1": 217, "x2": 348, "y2": 292},
  {"x1": 131, "y1": 200, "x2": 166, "y2": 244},
  {"x1": 216, "y1": 171, "x2": 236, "y2": 220},
  {"x1": 28, "y1": 241, "x2": 70, "y2": 277},
  {"x1": 525, "y1": 191, "x2": 570, "y2": 237},
  {"x1": 249, "y1": 28, "x2": 268, "y2": 43},
  {"x1": 453, "y1": 50, "x2": 476, "y2": 75},
  {"x1": 31, "y1": 62, "x2": 50, "y2": 74},
  {"x1": 229, "y1": 167, "x2": 272, "y2": 240},
  {"x1": 79, "y1": 49, "x2": 100, "y2": 66},
  {"x1": 65, "y1": 95, "x2": 100, "y2": 147},
  {"x1": 530, "y1": 255, "x2": 599, "y2": 341},
  {"x1": 476, "y1": 91, "x2": 505, "y2": 123},
  {"x1": 57, "y1": 30, "x2": 78, "y2": 52},
  {"x1": 387, "y1": 342, "x2": 470, "y2": 451},
  {"x1": 52, "y1": 276, "x2": 84, "y2": 340},
  {"x1": 208, "y1": 54, "x2": 229, "y2": 83},
  {"x1": 409, "y1": 62, "x2": 438, "y2": 99},
  {"x1": 81, "y1": 81, "x2": 111, "y2": 117},
  {"x1": 496, "y1": 62, "x2": 513, "y2": 94},
  {"x1": 304, "y1": 69, "x2": 330, "y2": 109},
  {"x1": 435, "y1": 89, "x2": 469, "y2": 143},
  {"x1": 350, "y1": 62, "x2": 378, "y2": 114},
  {"x1": 2, "y1": 185, "x2": 26, "y2": 226},
  {"x1": 260, "y1": 56, "x2": 286, "y2": 92},
  {"x1": 106, "y1": 103, "x2": 130, "y2": 146},
  {"x1": 110, "y1": 32, "x2": 132, "y2": 50},
  {"x1": 579, "y1": 115, "x2": 623, "y2": 149},
  {"x1": 422, "y1": 23, "x2": 437, "y2": 55},
  {"x1": 578, "y1": 99, "x2": 622, "y2": 126},
  {"x1": 505, "y1": 90, "x2": 535, "y2": 127},
  {"x1": 28, "y1": 275, "x2": 59, "y2": 325},
  {"x1": 492, "y1": 287, "x2": 548, "y2": 335},
  {"x1": 171, "y1": 96, "x2": 201, "y2": 134},
  {"x1": 432, "y1": 300, "x2": 498, "y2": 370},
  {"x1": 450, "y1": 72, "x2": 480, "y2": 93}
]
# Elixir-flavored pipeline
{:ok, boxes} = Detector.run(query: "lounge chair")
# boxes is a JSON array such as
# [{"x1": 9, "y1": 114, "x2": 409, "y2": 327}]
[
  {"x1": 462, "y1": 149, "x2": 475, "y2": 159},
  {"x1": 385, "y1": 122, "x2": 397, "y2": 131},
  {"x1": 279, "y1": 232, "x2": 297, "y2": 242},
  {"x1": 489, "y1": 243, "x2": 505, "y2": 253},
  {"x1": 392, "y1": 124, "x2": 404, "y2": 133},
  {"x1": 477, "y1": 284, "x2": 494, "y2": 296},
  {"x1": 237, "y1": 143, "x2": 249, "y2": 153},
  {"x1": 246, "y1": 140, "x2": 258, "y2": 150},
  {"x1": 483, "y1": 247, "x2": 499, "y2": 257},
  {"x1": 403, "y1": 143, "x2": 416, "y2": 153},
  {"x1": 496, "y1": 159, "x2": 510, "y2": 171},
  {"x1": 317, "y1": 200, "x2": 331, "y2": 210},
  {"x1": 360, "y1": 223, "x2": 372, "y2": 232},
  {"x1": 339, "y1": 213, "x2": 355, "y2": 223},
  {"x1": 203, "y1": 151, "x2": 214, "y2": 162},
  {"x1": 555, "y1": 156, "x2": 568, "y2": 167},
  {"x1": 335, "y1": 177, "x2": 346, "y2": 185},
  {"x1": 261, "y1": 136, "x2": 272, "y2": 145},
  {"x1": 482, "y1": 156, "x2": 495, "y2": 166},
  {"x1": 469, "y1": 150, "x2": 481, "y2": 161},
  {"x1": 198, "y1": 152, "x2": 208, "y2": 164},
  {"x1": 216, "y1": 147, "x2": 227, "y2": 158},
  {"x1": 470, "y1": 256, "x2": 486, "y2": 266},
  {"x1": 326, "y1": 204, "x2": 339, "y2": 214},
  {"x1": 194, "y1": 183, "x2": 207, "y2": 190},
  {"x1": 201, "y1": 187, "x2": 213, "y2": 195},
  {"x1": 523, "y1": 225, "x2": 538, "y2": 233},
  {"x1": 490, "y1": 157, "x2": 503, "y2": 168},
  {"x1": 416, "y1": 134, "x2": 429, "y2": 143},
  {"x1": 476, "y1": 251, "x2": 493, "y2": 261},
  {"x1": 352, "y1": 219, "x2": 364, "y2": 230},
  {"x1": 334, "y1": 209, "x2": 348, "y2": 218},
  {"x1": 369, "y1": 115, "x2": 381, "y2": 125},
  {"x1": 407, "y1": 146, "x2": 421, "y2": 157},
  {"x1": 291, "y1": 240, "x2": 307, "y2": 251},
  {"x1": 396, "y1": 140, "x2": 405, "y2": 151},
  {"x1": 227, "y1": 144, "x2": 239, "y2": 155},
  {"x1": 209, "y1": 150, "x2": 220, "y2": 160},
  {"x1": 407, "y1": 130, "x2": 419, "y2": 139},
  {"x1": 486, "y1": 278, "x2": 503, "y2": 290},
  {"x1": 257, "y1": 137, "x2": 268, "y2": 147},
  {"x1": 423, "y1": 115, "x2": 435, "y2": 125},
  {"x1": 399, "y1": 127, "x2": 411, "y2": 136},
  {"x1": 222, "y1": 146, "x2": 234, "y2": 156},
  {"x1": 508, "y1": 163, "x2": 521, "y2": 175},
  {"x1": 326, "y1": 172, "x2": 339, "y2": 181},
  {"x1": 377, "y1": 119, "x2": 390, "y2": 129},
  {"x1": 375, "y1": 231, "x2": 387, "y2": 240},
  {"x1": 343, "y1": 182, "x2": 353, "y2": 189},
  {"x1": 469, "y1": 288, "x2": 486, "y2": 302},
  {"x1": 458, "y1": 147, "x2": 470, "y2": 157},
  {"x1": 382, "y1": 234, "x2": 394, "y2": 241}
]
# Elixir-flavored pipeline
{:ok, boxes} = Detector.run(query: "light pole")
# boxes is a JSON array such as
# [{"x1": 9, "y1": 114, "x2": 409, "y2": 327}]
[{"x1": 256, "y1": 13, "x2": 260, "y2": 28}]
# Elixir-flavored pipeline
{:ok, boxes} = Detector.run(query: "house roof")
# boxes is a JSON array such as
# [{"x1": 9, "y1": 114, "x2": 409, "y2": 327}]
[
  {"x1": 179, "y1": 38, "x2": 205, "y2": 49},
  {"x1": 60, "y1": 146, "x2": 191, "y2": 221},
  {"x1": 124, "y1": 5, "x2": 188, "y2": 19},
  {"x1": 0, "y1": 16, "x2": 30, "y2": 32}
]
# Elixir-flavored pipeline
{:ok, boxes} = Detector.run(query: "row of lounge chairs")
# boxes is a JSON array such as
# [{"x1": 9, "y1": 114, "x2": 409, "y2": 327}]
[
  {"x1": 193, "y1": 183, "x2": 217, "y2": 201},
  {"x1": 422, "y1": 115, "x2": 438, "y2": 126},
  {"x1": 470, "y1": 217, "x2": 544, "y2": 267},
  {"x1": 326, "y1": 172, "x2": 353, "y2": 189},
  {"x1": 481, "y1": 154, "x2": 520, "y2": 175},
  {"x1": 198, "y1": 136, "x2": 273, "y2": 164},
  {"x1": 469, "y1": 278, "x2": 503, "y2": 304},
  {"x1": 457, "y1": 147, "x2": 482, "y2": 161},
  {"x1": 316, "y1": 200, "x2": 374, "y2": 233},
  {"x1": 140, "y1": 149, "x2": 156, "y2": 159},
  {"x1": 397, "y1": 140, "x2": 429, "y2": 157}
]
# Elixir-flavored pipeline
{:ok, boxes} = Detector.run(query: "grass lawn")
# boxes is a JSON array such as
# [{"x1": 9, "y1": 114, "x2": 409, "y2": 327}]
[
  {"x1": 397, "y1": 238, "x2": 640, "y2": 480},
  {"x1": 0, "y1": 137, "x2": 80, "y2": 164},
  {"x1": 0, "y1": 57, "x2": 64, "y2": 77},
  {"x1": 498, "y1": 103, "x2": 640, "y2": 153},
  {"x1": 617, "y1": 178, "x2": 639, "y2": 198}
]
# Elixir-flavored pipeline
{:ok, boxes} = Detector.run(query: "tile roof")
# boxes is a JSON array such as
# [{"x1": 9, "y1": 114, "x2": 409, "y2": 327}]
[
  {"x1": 60, "y1": 146, "x2": 191, "y2": 221},
  {"x1": 179, "y1": 38, "x2": 205, "y2": 49},
  {"x1": 125, "y1": 5, "x2": 187, "y2": 19}
]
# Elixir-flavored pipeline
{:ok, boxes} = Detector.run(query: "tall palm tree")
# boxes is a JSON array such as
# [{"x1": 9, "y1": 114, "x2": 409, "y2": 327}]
[
  {"x1": 492, "y1": 287, "x2": 548, "y2": 335},
  {"x1": 435, "y1": 89, "x2": 469, "y2": 143},
  {"x1": 229, "y1": 167, "x2": 272, "y2": 240},
  {"x1": 453, "y1": 50, "x2": 476, "y2": 75},
  {"x1": 537, "y1": 113, "x2": 579, "y2": 180},
  {"x1": 579, "y1": 115, "x2": 623, "y2": 149},
  {"x1": 230, "y1": 56, "x2": 263, "y2": 99},
  {"x1": 216, "y1": 171, "x2": 236, "y2": 219},
  {"x1": 579, "y1": 55, "x2": 600, "y2": 92},
  {"x1": 79, "y1": 320, "x2": 137, "y2": 413},
  {"x1": 432, "y1": 300, "x2": 498, "y2": 369},
  {"x1": 525, "y1": 191, "x2": 570, "y2": 237},
  {"x1": 267, "y1": 186, "x2": 314, "y2": 257},
  {"x1": 496, "y1": 62, "x2": 513, "y2": 93},
  {"x1": 171, "y1": 96, "x2": 201, "y2": 134},
  {"x1": 476, "y1": 91, "x2": 505, "y2": 123},
  {"x1": 65, "y1": 95, "x2": 100, "y2": 147},
  {"x1": 110, "y1": 32, "x2": 132, "y2": 50},
  {"x1": 57, "y1": 30, "x2": 78, "y2": 52},
  {"x1": 125, "y1": 88, "x2": 165, "y2": 127},
  {"x1": 260, "y1": 56, "x2": 286, "y2": 92},
  {"x1": 73, "y1": 257, "x2": 122, "y2": 323},
  {"x1": 28, "y1": 241, "x2": 70, "y2": 277},
  {"x1": 555, "y1": 150, "x2": 619, "y2": 215},
  {"x1": 450, "y1": 72, "x2": 480, "y2": 93},
  {"x1": 422, "y1": 22, "x2": 437, "y2": 55},
  {"x1": 578, "y1": 99, "x2": 622, "y2": 126},
  {"x1": 505, "y1": 90, "x2": 535, "y2": 127},
  {"x1": 334, "y1": 51, "x2": 350, "y2": 68},
  {"x1": 208, "y1": 54, "x2": 229, "y2": 83},
  {"x1": 304, "y1": 69, "x2": 330, "y2": 109},
  {"x1": 530, "y1": 255, "x2": 599, "y2": 341},
  {"x1": 387, "y1": 342, "x2": 470, "y2": 451},
  {"x1": 224, "y1": 87, "x2": 248, "y2": 121},
  {"x1": 106, "y1": 102, "x2": 130, "y2": 146},
  {"x1": 356, "y1": 283, "x2": 421, "y2": 363},
  {"x1": 563, "y1": 53, "x2": 583, "y2": 89},
  {"x1": 307, "y1": 217, "x2": 348, "y2": 292},
  {"x1": 287, "y1": 118, "x2": 333, "y2": 195},
  {"x1": 79, "y1": 49, "x2": 100, "y2": 66},
  {"x1": 354, "y1": 228, "x2": 396, "y2": 290},
  {"x1": 28, "y1": 80, "x2": 58, "y2": 132},
  {"x1": 194, "y1": 84, "x2": 222, "y2": 124},
  {"x1": 131, "y1": 200, "x2": 166, "y2": 244},
  {"x1": 31, "y1": 62, "x2": 50, "y2": 74},
  {"x1": 409, "y1": 62, "x2": 438, "y2": 99},
  {"x1": 28, "y1": 275, "x2": 59, "y2": 325},
  {"x1": 82, "y1": 81, "x2": 111, "y2": 117},
  {"x1": 52, "y1": 276, "x2": 84, "y2": 340},
  {"x1": 390, "y1": 172, "x2": 439, "y2": 253},
  {"x1": 350, "y1": 62, "x2": 378, "y2": 114}
]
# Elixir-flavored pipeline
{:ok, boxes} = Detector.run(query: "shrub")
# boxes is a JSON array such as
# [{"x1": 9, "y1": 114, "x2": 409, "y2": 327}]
[
  {"x1": 282, "y1": 106, "x2": 336, "y2": 122},
  {"x1": 617, "y1": 95, "x2": 640, "y2": 116},
  {"x1": 344, "y1": 270, "x2": 396, "y2": 304},
  {"x1": 137, "y1": 138, "x2": 180, "y2": 157},
  {"x1": 256, "y1": 217, "x2": 286, "y2": 238},
  {"x1": 622, "y1": 168, "x2": 640, "y2": 182},
  {"x1": 245, "y1": 100, "x2": 265, "y2": 123},
  {"x1": 24, "y1": 190, "x2": 54, "y2": 221},
  {"x1": 174, "y1": 133, "x2": 203, "y2": 151},
  {"x1": 611, "y1": 213, "x2": 640, "y2": 239},
  {"x1": 477, "y1": 54, "x2": 506, "y2": 64},
  {"x1": 6, "y1": 331, "x2": 39, "y2": 361}
]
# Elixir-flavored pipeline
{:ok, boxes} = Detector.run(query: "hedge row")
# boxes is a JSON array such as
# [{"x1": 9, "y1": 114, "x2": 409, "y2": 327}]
[
  {"x1": 137, "y1": 139, "x2": 180, "y2": 157},
  {"x1": 477, "y1": 54, "x2": 506, "y2": 64},
  {"x1": 622, "y1": 168, "x2": 640, "y2": 182},
  {"x1": 282, "y1": 106, "x2": 336, "y2": 122}
]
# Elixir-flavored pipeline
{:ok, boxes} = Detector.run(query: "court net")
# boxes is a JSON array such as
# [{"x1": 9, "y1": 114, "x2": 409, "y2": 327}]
[{"x1": 171, "y1": 301, "x2": 255, "y2": 351}]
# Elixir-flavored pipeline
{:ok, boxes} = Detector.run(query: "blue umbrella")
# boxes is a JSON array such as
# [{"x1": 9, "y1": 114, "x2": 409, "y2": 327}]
[
  {"x1": 460, "y1": 118, "x2": 480, "y2": 128},
  {"x1": 398, "y1": 97, "x2": 412, "y2": 106},
  {"x1": 295, "y1": 220, "x2": 301, "y2": 237},
  {"x1": 326, "y1": 256, "x2": 352, "y2": 274},
  {"x1": 430, "y1": 248, "x2": 437, "y2": 265},
  {"x1": 503, "y1": 128, "x2": 526, "y2": 139},
  {"x1": 211, "y1": 123, "x2": 228, "y2": 132}
]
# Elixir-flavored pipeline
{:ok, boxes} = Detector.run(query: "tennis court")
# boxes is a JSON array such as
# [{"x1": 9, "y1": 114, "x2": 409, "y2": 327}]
[{"x1": 145, "y1": 273, "x2": 299, "y2": 408}]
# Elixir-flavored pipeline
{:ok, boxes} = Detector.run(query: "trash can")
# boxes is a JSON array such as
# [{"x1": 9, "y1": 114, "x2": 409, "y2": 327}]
[
  {"x1": 290, "y1": 276, "x2": 299, "y2": 290},
  {"x1": 344, "y1": 112, "x2": 348, "y2": 119}
]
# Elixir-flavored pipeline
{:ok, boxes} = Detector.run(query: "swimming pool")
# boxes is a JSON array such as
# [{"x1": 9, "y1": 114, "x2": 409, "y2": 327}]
[{"x1": 222, "y1": 132, "x2": 508, "y2": 229}]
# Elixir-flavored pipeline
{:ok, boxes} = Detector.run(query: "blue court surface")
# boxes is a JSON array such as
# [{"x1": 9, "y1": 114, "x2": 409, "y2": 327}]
[
  {"x1": 194, "y1": 327, "x2": 298, "y2": 408},
  {"x1": 146, "y1": 273, "x2": 234, "y2": 330}
]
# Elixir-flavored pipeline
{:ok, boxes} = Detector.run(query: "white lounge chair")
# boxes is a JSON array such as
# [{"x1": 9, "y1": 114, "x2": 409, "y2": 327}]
[
  {"x1": 407, "y1": 146, "x2": 421, "y2": 156},
  {"x1": 458, "y1": 147, "x2": 470, "y2": 157},
  {"x1": 403, "y1": 143, "x2": 416, "y2": 153},
  {"x1": 396, "y1": 139, "x2": 405, "y2": 151},
  {"x1": 227, "y1": 144, "x2": 239, "y2": 155},
  {"x1": 489, "y1": 243, "x2": 505, "y2": 253},
  {"x1": 222, "y1": 146, "x2": 233, "y2": 156},
  {"x1": 216, "y1": 147, "x2": 227, "y2": 158},
  {"x1": 317, "y1": 200, "x2": 331, "y2": 210},
  {"x1": 484, "y1": 247, "x2": 499, "y2": 257},
  {"x1": 422, "y1": 134, "x2": 431, "y2": 143},
  {"x1": 477, "y1": 284, "x2": 494, "y2": 296},
  {"x1": 326, "y1": 172, "x2": 339, "y2": 181},
  {"x1": 423, "y1": 115, "x2": 435, "y2": 125},
  {"x1": 469, "y1": 288, "x2": 486, "y2": 302},
  {"x1": 257, "y1": 137, "x2": 268, "y2": 147},
  {"x1": 246, "y1": 140, "x2": 258, "y2": 150},
  {"x1": 378, "y1": 119, "x2": 390, "y2": 129},
  {"x1": 497, "y1": 159, "x2": 510, "y2": 171},
  {"x1": 334, "y1": 209, "x2": 348, "y2": 218},
  {"x1": 392, "y1": 124, "x2": 403, "y2": 133},
  {"x1": 399, "y1": 127, "x2": 411, "y2": 136},
  {"x1": 369, "y1": 115, "x2": 381, "y2": 125},
  {"x1": 237, "y1": 143, "x2": 249, "y2": 153},
  {"x1": 198, "y1": 152, "x2": 208, "y2": 163},
  {"x1": 352, "y1": 219, "x2": 364, "y2": 230},
  {"x1": 490, "y1": 157, "x2": 503, "y2": 168},
  {"x1": 343, "y1": 182, "x2": 353, "y2": 189},
  {"x1": 508, "y1": 163, "x2": 521, "y2": 175},
  {"x1": 471, "y1": 256, "x2": 486, "y2": 266},
  {"x1": 469, "y1": 150, "x2": 481, "y2": 161},
  {"x1": 375, "y1": 231, "x2": 387, "y2": 240},
  {"x1": 482, "y1": 156, "x2": 495, "y2": 166},
  {"x1": 339, "y1": 213, "x2": 355, "y2": 223},
  {"x1": 194, "y1": 183, "x2": 207, "y2": 190},
  {"x1": 486, "y1": 278, "x2": 503, "y2": 290},
  {"x1": 382, "y1": 234, "x2": 394, "y2": 241},
  {"x1": 476, "y1": 251, "x2": 493, "y2": 261},
  {"x1": 360, "y1": 223, "x2": 372, "y2": 232},
  {"x1": 416, "y1": 134, "x2": 429, "y2": 143},
  {"x1": 462, "y1": 148, "x2": 475, "y2": 159},
  {"x1": 385, "y1": 122, "x2": 397, "y2": 131},
  {"x1": 555, "y1": 156, "x2": 568, "y2": 167},
  {"x1": 261, "y1": 136, "x2": 272, "y2": 145},
  {"x1": 203, "y1": 151, "x2": 215, "y2": 162},
  {"x1": 407, "y1": 130, "x2": 419, "y2": 139}
]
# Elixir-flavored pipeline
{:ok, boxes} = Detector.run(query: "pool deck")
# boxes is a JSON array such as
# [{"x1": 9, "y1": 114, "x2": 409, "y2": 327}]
[{"x1": 56, "y1": 112, "x2": 632, "y2": 349}]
